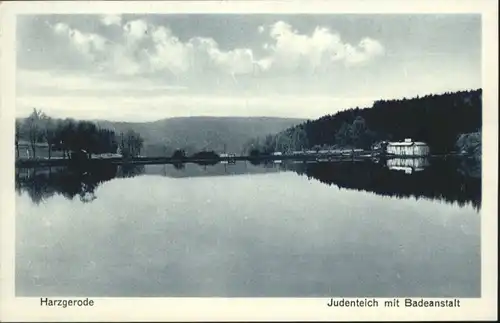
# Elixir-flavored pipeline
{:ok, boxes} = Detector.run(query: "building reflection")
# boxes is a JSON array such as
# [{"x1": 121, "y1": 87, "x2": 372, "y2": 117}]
[{"x1": 386, "y1": 157, "x2": 430, "y2": 174}]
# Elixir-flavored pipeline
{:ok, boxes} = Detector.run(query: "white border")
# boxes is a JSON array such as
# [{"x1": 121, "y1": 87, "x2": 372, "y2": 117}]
[{"x1": 1, "y1": 1, "x2": 498, "y2": 321}]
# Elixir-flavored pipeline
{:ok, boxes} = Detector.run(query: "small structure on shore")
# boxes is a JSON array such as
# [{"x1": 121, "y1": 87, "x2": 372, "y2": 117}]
[
  {"x1": 220, "y1": 152, "x2": 236, "y2": 164},
  {"x1": 220, "y1": 153, "x2": 236, "y2": 158},
  {"x1": 386, "y1": 138, "x2": 430, "y2": 156}
]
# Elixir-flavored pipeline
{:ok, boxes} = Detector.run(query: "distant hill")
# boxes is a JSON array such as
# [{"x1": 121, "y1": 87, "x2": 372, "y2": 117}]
[{"x1": 94, "y1": 116, "x2": 306, "y2": 156}]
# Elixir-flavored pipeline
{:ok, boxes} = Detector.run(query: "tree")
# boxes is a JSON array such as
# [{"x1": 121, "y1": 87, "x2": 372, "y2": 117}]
[
  {"x1": 291, "y1": 127, "x2": 308, "y2": 151},
  {"x1": 56, "y1": 118, "x2": 77, "y2": 159},
  {"x1": 262, "y1": 134, "x2": 275, "y2": 154},
  {"x1": 17, "y1": 110, "x2": 122, "y2": 160},
  {"x1": 41, "y1": 116, "x2": 56, "y2": 159},
  {"x1": 74, "y1": 121, "x2": 99, "y2": 157},
  {"x1": 24, "y1": 108, "x2": 44, "y2": 158},
  {"x1": 249, "y1": 148, "x2": 261, "y2": 157},
  {"x1": 171, "y1": 149, "x2": 186, "y2": 160},
  {"x1": 275, "y1": 132, "x2": 293, "y2": 153},
  {"x1": 119, "y1": 130, "x2": 144, "y2": 158},
  {"x1": 335, "y1": 122, "x2": 351, "y2": 147},
  {"x1": 456, "y1": 131, "x2": 481, "y2": 160},
  {"x1": 52, "y1": 119, "x2": 119, "y2": 158},
  {"x1": 242, "y1": 137, "x2": 261, "y2": 155},
  {"x1": 93, "y1": 128, "x2": 118, "y2": 154},
  {"x1": 349, "y1": 116, "x2": 367, "y2": 147},
  {"x1": 15, "y1": 119, "x2": 22, "y2": 159}
]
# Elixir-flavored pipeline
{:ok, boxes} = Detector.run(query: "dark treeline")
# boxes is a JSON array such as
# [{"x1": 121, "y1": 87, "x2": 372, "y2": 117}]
[
  {"x1": 16, "y1": 109, "x2": 144, "y2": 160},
  {"x1": 287, "y1": 158, "x2": 481, "y2": 210},
  {"x1": 243, "y1": 89, "x2": 482, "y2": 155}
]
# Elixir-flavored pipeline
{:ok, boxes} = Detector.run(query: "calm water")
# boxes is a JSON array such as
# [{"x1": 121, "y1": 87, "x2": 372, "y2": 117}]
[{"x1": 15, "y1": 158, "x2": 481, "y2": 297}]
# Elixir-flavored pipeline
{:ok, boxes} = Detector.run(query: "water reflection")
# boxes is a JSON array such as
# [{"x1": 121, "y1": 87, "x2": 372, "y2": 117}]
[
  {"x1": 15, "y1": 158, "x2": 481, "y2": 209},
  {"x1": 287, "y1": 158, "x2": 481, "y2": 210},
  {"x1": 15, "y1": 162, "x2": 280, "y2": 203},
  {"x1": 386, "y1": 157, "x2": 430, "y2": 173},
  {"x1": 15, "y1": 158, "x2": 481, "y2": 297},
  {"x1": 15, "y1": 163, "x2": 142, "y2": 204}
]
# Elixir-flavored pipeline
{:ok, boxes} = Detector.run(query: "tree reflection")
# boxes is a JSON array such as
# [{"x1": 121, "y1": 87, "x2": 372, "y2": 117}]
[
  {"x1": 173, "y1": 162, "x2": 185, "y2": 170},
  {"x1": 249, "y1": 158, "x2": 262, "y2": 166},
  {"x1": 16, "y1": 158, "x2": 482, "y2": 210},
  {"x1": 193, "y1": 160, "x2": 219, "y2": 166},
  {"x1": 117, "y1": 163, "x2": 146, "y2": 178},
  {"x1": 16, "y1": 163, "x2": 118, "y2": 204},
  {"x1": 287, "y1": 158, "x2": 481, "y2": 210}
]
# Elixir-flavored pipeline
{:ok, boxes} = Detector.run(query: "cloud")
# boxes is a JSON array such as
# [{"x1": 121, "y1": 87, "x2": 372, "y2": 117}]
[
  {"x1": 52, "y1": 22, "x2": 107, "y2": 62},
  {"x1": 260, "y1": 21, "x2": 385, "y2": 71},
  {"x1": 147, "y1": 25, "x2": 192, "y2": 75},
  {"x1": 15, "y1": 15, "x2": 481, "y2": 121},
  {"x1": 123, "y1": 19, "x2": 149, "y2": 41},
  {"x1": 344, "y1": 38, "x2": 386, "y2": 65},
  {"x1": 47, "y1": 18, "x2": 384, "y2": 79},
  {"x1": 101, "y1": 14, "x2": 122, "y2": 27}
]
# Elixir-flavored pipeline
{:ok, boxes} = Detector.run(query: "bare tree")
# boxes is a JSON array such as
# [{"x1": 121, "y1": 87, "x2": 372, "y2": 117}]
[
  {"x1": 24, "y1": 108, "x2": 44, "y2": 159},
  {"x1": 42, "y1": 116, "x2": 56, "y2": 159},
  {"x1": 119, "y1": 130, "x2": 144, "y2": 158}
]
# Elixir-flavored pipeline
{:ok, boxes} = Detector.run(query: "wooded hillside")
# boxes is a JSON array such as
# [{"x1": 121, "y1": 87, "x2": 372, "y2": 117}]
[{"x1": 244, "y1": 89, "x2": 482, "y2": 155}]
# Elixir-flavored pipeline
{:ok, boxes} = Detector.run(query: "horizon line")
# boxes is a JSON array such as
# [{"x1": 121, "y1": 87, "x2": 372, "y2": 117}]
[{"x1": 15, "y1": 87, "x2": 482, "y2": 123}]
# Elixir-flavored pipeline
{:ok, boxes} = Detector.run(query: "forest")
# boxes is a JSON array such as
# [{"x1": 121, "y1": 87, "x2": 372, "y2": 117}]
[
  {"x1": 15, "y1": 108, "x2": 144, "y2": 160},
  {"x1": 243, "y1": 89, "x2": 482, "y2": 155}
]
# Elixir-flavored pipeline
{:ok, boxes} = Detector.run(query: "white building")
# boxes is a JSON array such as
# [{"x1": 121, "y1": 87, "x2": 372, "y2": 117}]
[{"x1": 386, "y1": 138, "x2": 430, "y2": 156}]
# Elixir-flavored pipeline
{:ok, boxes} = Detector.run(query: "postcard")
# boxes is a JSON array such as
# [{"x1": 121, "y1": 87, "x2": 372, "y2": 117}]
[{"x1": 0, "y1": 0, "x2": 498, "y2": 321}]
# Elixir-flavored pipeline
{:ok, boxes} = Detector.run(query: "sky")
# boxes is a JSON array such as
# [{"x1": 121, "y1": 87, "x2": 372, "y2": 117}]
[{"x1": 16, "y1": 14, "x2": 481, "y2": 121}]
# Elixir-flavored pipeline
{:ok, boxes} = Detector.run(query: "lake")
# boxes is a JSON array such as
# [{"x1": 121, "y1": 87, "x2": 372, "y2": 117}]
[{"x1": 15, "y1": 157, "x2": 481, "y2": 297}]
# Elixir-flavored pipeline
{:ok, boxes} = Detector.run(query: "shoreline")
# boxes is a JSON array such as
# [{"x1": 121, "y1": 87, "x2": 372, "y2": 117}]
[{"x1": 14, "y1": 151, "x2": 472, "y2": 168}]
